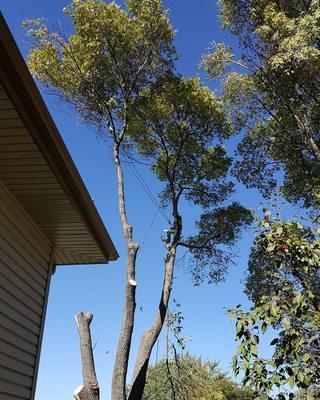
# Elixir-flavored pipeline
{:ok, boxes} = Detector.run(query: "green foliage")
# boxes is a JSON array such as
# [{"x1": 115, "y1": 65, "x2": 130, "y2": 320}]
[
  {"x1": 166, "y1": 299, "x2": 191, "y2": 351},
  {"x1": 24, "y1": 1, "x2": 252, "y2": 285},
  {"x1": 23, "y1": 0, "x2": 175, "y2": 137},
  {"x1": 142, "y1": 354, "x2": 254, "y2": 400},
  {"x1": 188, "y1": 203, "x2": 253, "y2": 285},
  {"x1": 245, "y1": 215, "x2": 320, "y2": 305},
  {"x1": 203, "y1": 0, "x2": 320, "y2": 210},
  {"x1": 126, "y1": 0, "x2": 144, "y2": 13},
  {"x1": 201, "y1": 42, "x2": 233, "y2": 79},
  {"x1": 127, "y1": 74, "x2": 253, "y2": 283},
  {"x1": 229, "y1": 214, "x2": 320, "y2": 398},
  {"x1": 24, "y1": 5, "x2": 254, "y2": 395},
  {"x1": 215, "y1": 6, "x2": 320, "y2": 392}
]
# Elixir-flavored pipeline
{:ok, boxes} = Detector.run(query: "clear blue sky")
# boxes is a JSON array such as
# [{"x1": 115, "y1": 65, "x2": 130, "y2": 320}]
[{"x1": 0, "y1": 1, "x2": 282, "y2": 398}]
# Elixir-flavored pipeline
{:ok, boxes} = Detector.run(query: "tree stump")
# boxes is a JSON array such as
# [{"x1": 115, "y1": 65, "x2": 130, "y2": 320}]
[{"x1": 74, "y1": 312, "x2": 100, "y2": 400}]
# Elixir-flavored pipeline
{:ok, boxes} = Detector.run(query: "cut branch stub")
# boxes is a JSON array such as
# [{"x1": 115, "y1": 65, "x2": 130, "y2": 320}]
[{"x1": 74, "y1": 312, "x2": 100, "y2": 400}]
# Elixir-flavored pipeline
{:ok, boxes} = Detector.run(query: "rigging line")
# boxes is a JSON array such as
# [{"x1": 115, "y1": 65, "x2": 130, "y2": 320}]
[
  {"x1": 92, "y1": 285, "x2": 123, "y2": 352},
  {"x1": 129, "y1": 162, "x2": 162, "y2": 208},
  {"x1": 130, "y1": 161, "x2": 160, "y2": 206},
  {"x1": 127, "y1": 161, "x2": 171, "y2": 224},
  {"x1": 130, "y1": 165, "x2": 165, "y2": 220},
  {"x1": 126, "y1": 161, "x2": 171, "y2": 224},
  {"x1": 102, "y1": 138, "x2": 171, "y2": 223},
  {"x1": 105, "y1": 142, "x2": 171, "y2": 226},
  {"x1": 140, "y1": 206, "x2": 161, "y2": 249}
]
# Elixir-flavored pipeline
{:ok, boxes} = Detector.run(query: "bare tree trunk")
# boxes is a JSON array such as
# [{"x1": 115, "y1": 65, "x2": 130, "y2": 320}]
[
  {"x1": 74, "y1": 312, "x2": 100, "y2": 400},
  {"x1": 128, "y1": 246, "x2": 177, "y2": 400},
  {"x1": 112, "y1": 144, "x2": 140, "y2": 400}
]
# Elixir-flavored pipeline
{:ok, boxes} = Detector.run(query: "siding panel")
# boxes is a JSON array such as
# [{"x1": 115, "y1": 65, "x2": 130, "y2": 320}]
[
  {"x1": 0, "y1": 380, "x2": 31, "y2": 399},
  {"x1": 0, "y1": 366, "x2": 32, "y2": 388},
  {"x1": 0, "y1": 352, "x2": 34, "y2": 378},
  {"x1": 0, "y1": 394, "x2": 29, "y2": 400},
  {"x1": 0, "y1": 261, "x2": 45, "y2": 305},
  {"x1": 0, "y1": 341, "x2": 35, "y2": 367},
  {"x1": 0, "y1": 180, "x2": 51, "y2": 399},
  {"x1": 0, "y1": 326, "x2": 37, "y2": 355},
  {"x1": 0, "y1": 286, "x2": 42, "y2": 321},
  {"x1": 0, "y1": 302, "x2": 40, "y2": 334}
]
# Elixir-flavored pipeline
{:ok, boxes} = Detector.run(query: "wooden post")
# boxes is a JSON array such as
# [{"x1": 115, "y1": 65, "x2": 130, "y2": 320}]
[{"x1": 74, "y1": 312, "x2": 100, "y2": 400}]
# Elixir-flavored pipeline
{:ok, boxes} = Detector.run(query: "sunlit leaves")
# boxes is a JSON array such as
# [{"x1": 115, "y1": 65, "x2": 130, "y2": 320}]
[
  {"x1": 205, "y1": 0, "x2": 320, "y2": 210},
  {"x1": 127, "y1": 74, "x2": 252, "y2": 284},
  {"x1": 187, "y1": 203, "x2": 253, "y2": 285},
  {"x1": 142, "y1": 354, "x2": 254, "y2": 400},
  {"x1": 24, "y1": 0, "x2": 175, "y2": 136},
  {"x1": 201, "y1": 42, "x2": 234, "y2": 79},
  {"x1": 229, "y1": 216, "x2": 320, "y2": 398}
]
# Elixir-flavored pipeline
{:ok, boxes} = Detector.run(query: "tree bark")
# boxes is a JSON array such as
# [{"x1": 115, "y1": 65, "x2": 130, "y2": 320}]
[
  {"x1": 128, "y1": 246, "x2": 177, "y2": 400},
  {"x1": 74, "y1": 312, "x2": 100, "y2": 400},
  {"x1": 307, "y1": 135, "x2": 320, "y2": 164},
  {"x1": 111, "y1": 144, "x2": 140, "y2": 400}
]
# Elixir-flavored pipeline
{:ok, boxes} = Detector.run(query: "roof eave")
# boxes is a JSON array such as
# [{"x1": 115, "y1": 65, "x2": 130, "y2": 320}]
[{"x1": 0, "y1": 12, "x2": 119, "y2": 262}]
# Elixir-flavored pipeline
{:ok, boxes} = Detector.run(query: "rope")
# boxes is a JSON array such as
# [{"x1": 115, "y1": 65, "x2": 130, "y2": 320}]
[
  {"x1": 126, "y1": 160, "x2": 171, "y2": 224},
  {"x1": 140, "y1": 206, "x2": 161, "y2": 248}
]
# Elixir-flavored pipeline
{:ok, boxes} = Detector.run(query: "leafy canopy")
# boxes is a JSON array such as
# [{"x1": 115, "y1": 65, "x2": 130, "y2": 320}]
[
  {"x1": 24, "y1": 0, "x2": 175, "y2": 139},
  {"x1": 229, "y1": 214, "x2": 320, "y2": 399},
  {"x1": 142, "y1": 354, "x2": 254, "y2": 400},
  {"x1": 127, "y1": 74, "x2": 253, "y2": 284},
  {"x1": 24, "y1": 1, "x2": 252, "y2": 284},
  {"x1": 202, "y1": 0, "x2": 320, "y2": 210}
]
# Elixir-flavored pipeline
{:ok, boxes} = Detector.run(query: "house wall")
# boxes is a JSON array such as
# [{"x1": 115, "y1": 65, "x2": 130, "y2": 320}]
[{"x1": 0, "y1": 178, "x2": 53, "y2": 400}]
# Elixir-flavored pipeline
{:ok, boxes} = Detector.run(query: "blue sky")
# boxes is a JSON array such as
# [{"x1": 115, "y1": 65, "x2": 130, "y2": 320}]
[{"x1": 0, "y1": 1, "x2": 279, "y2": 399}]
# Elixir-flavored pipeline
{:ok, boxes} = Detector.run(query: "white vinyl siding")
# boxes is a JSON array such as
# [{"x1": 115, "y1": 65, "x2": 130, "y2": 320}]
[{"x1": 0, "y1": 179, "x2": 51, "y2": 400}]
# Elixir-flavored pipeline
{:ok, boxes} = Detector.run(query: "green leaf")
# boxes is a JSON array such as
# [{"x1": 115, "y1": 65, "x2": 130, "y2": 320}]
[
  {"x1": 261, "y1": 322, "x2": 268, "y2": 334},
  {"x1": 232, "y1": 355, "x2": 238, "y2": 374},
  {"x1": 281, "y1": 317, "x2": 291, "y2": 330},
  {"x1": 288, "y1": 376, "x2": 295, "y2": 389},
  {"x1": 228, "y1": 309, "x2": 237, "y2": 321},
  {"x1": 250, "y1": 343, "x2": 258, "y2": 357}
]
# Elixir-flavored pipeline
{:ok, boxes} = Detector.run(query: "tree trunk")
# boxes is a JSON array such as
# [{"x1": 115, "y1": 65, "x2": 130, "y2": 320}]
[
  {"x1": 111, "y1": 246, "x2": 139, "y2": 400},
  {"x1": 74, "y1": 312, "x2": 100, "y2": 400},
  {"x1": 128, "y1": 247, "x2": 177, "y2": 400},
  {"x1": 112, "y1": 144, "x2": 140, "y2": 400}
]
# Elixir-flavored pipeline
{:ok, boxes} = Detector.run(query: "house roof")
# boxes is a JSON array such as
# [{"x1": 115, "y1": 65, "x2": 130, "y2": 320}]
[{"x1": 0, "y1": 12, "x2": 119, "y2": 265}]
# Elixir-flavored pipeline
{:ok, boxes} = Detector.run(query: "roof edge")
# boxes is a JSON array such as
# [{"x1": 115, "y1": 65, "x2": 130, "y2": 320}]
[{"x1": 0, "y1": 12, "x2": 119, "y2": 262}]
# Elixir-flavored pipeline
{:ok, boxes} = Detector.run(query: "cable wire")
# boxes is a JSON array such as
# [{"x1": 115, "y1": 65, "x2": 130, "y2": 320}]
[
  {"x1": 126, "y1": 160, "x2": 171, "y2": 224},
  {"x1": 140, "y1": 206, "x2": 161, "y2": 248}
]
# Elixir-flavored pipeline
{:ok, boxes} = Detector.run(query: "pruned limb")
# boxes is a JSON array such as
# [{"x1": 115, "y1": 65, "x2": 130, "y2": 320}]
[{"x1": 74, "y1": 312, "x2": 100, "y2": 400}]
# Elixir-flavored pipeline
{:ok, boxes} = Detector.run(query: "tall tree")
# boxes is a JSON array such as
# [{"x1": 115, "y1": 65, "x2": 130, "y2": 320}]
[
  {"x1": 126, "y1": 74, "x2": 252, "y2": 398},
  {"x1": 202, "y1": 0, "x2": 320, "y2": 210},
  {"x1": 201, "y1": 2, "x2": 320, "y2": 397},
  {"x1": 24, "y1": 3, "x2": 251, "y2": 399},
  {"x1": 229, "y1": 214, "x2": 320, "y2": 398},
  {"x1": 24, "y1": 1, "x2": 175, "y2": 399}
]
